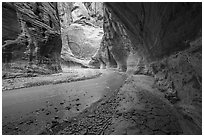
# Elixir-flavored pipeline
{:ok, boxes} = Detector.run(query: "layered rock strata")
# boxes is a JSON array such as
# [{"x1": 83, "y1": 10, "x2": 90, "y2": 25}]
[{"x1": 3, "y1": 2, "x2": 62, "y2": 73}]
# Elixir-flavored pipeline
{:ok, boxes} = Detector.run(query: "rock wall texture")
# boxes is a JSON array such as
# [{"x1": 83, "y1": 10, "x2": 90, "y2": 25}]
[
  {"x1": 58, "y1": 2, "x2": 74, "y2": 60},
  {"x1": 89, "y1": 5, "x2": 132, "y2": 72},
  {"x1": 104, "y1": 2, "x2": 202, "y2": 132},
  {"x1": 2, "y1": 3, "x2": 23, "y2": 63},
  {"x1": 2, "y1": 3, "x2": 21, "y2": 42},
  {"x1": 132, "y1": 37, "x2": 202, "y2": 133},
  {"x1": 2, "y1": 2, "x2": 62, "y2": 73},
  {"x1": 83, "y1": 2, "x2": 103, "y2": 27},
  {"x1": 157, "y1": 38, "x2": 202, "y2": 132},
  {"x1": 64, "y1": 23, "x2": 103, "y2": 59},
  {"x1": 103, "y1": 6, "x2": 131, "y2": 71},
  {"x1": 105, "y1": 2, "x2": 202, "y2": 62},
  {"x1": 59, "y1": 2, "x2": 104, "y2": 68},
  {"x1": 71, "y1": 2, "x2": 89, "y2": 23},
  {"x1": 84, "y1": 2, "x2": 103, "y2": 17},
  {"x1": 89, "y1": 35, "x2": 117, "y2": 69},
  {"x1": 58, "y1": 2, "x2": 73, "y2": 29}
]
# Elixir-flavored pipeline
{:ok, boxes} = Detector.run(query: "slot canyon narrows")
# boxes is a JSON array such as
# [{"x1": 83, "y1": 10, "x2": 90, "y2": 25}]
[{"x1": 2, "y1": 2, "x2": 202, "y2": 135}]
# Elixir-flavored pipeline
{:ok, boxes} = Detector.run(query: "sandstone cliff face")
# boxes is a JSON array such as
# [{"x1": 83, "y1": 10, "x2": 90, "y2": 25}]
[
  {"x1": 104, "y1": 2, "x2": 202, "y2": 132},
  {"x1": 2, "y1": 3, "x2": 21, "y2": 42},
  {"x1": 151, "y1": 38, "x2": 202, "y2": 133},
  {"x1": 105, "y1": 3, "x2": 202, "y2": 62},
  {"x1": 59, "y1": 2, "x2": 104, "y2": 68},
  {"x1": 103, "y1": 6, "x2": 131, "y2": 72},
  {"x1": 2, "y1": 3, "x2": 23, "y2": 63},
  {"x1": 89, "y1": 5, "x2": 131, "y2": 71},
  {"x1": 58, "y1": 2, "x2": 74, "y2": 60},
  {"x1": 58, "y1": 2, "x2": 73, "y2": 28},
  {"x1": 83, "y1": 2, "x2": 103, "y2": 27},
  {"x1": 3, "y1": 2, "x2": 62, "y2": 73},
  {"x1": 89, "y1": 35, "x2": 117, "y2": 69}
]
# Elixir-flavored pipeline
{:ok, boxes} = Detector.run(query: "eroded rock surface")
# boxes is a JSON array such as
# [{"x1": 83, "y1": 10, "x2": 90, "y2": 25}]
[
  {"x1": 105, "y1": 2, "x2": 202, "y2": 62},
  {"x1": 131, "y1": 37, "x2": 202, "y2": 134},
  {"x1": 89, "y1": 5, "x2": 132, "y2": 72},
  {"x1": 2, "y1": 2, "x2": 202, "y2": 135},
  {"x1": 3, "y1": 2, "x2": 62, "y2": 74}
]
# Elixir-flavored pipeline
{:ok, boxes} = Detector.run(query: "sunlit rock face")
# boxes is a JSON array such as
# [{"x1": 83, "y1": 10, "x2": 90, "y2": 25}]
[
  {"x1": 3, "y1": 2, "x2": 62, "y2": 73},
  {"x1": 58, "y1": 2, "x2": 104, "y2": 68},
  {"x1": 105, "y1": 2, "x2": 202, "y2": 62},
  {"x1": 83, "y1": 2, "x2": 104, "y2": 27},
  {"x1": 84, "y1": 2, "x2": 103, "y2": 17},
  {"x1": 65, "y1": 23, "x2": 103, "y2": 59},
  {"x1": 58, "y1": 2, "x2": 73, "y2": 28},
  {"x1": 71, "y1": 2, "x2": 89, "y2": 23},
  {"x1": 58, "y1": 2, "x2": 74, "y2": 61}
]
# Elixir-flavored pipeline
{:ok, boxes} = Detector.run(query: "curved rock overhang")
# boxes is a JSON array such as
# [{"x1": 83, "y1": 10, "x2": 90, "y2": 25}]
[{"x1": 105, "y1": 2, "x2": 202, "y2": 62}]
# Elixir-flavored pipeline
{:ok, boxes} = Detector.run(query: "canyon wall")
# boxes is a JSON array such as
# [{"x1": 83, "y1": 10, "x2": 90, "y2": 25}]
[
  {"x1": 103, "y1": 2, "x2": 202, "y2": 132},
  {"x1": 2, "y1": 2, "x2": 62, "y2": 73},
  {"x1": 105, "y1": 2, "x2": 201, "y2": 62},
  {"x1": 89, "y1": 5, "x2": 132, "y2": 71}
]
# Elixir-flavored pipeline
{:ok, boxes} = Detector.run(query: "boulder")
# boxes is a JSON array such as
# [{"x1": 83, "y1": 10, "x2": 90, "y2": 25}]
[{"x1": 64, "y1": 23, "x2": 103, "y2": 59}]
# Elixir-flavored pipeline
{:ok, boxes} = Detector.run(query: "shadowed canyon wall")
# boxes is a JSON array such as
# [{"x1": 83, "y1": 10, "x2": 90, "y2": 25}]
[
  {"x1": 90, "y1": 3, "x2": 202, "y2": 72},
  {"x1": 2, "y1": 3, "x2": 22, "y2": 63},
  {"x1": 103, "y1": 2, "x2": 202, "y2": 131},
  {"x1": 89, "y1": 5, "x2": 132, "y2": 71},
  {"x1": 105, "y1": 2, "x2": 202, "y2": 62}
]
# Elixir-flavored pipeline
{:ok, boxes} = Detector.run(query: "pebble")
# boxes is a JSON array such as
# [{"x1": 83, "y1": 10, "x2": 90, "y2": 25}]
[
  {"x1": 46, "y1": 112, "x2": 51, "y2": 115},
  {"x1": 63, "y1": 119, "x2": 69, "y2": 122},
  {"x1": 65, "y1": 106, "x2": 71, "y2": 110},
  {"x1": 76, "y1": 103, "x2": 81, "y2": 106},
  {"x1": 19, "y1": 121, "x2": 24, "y2": 125},
  {"x1": 60, "y1": 102, "x2": 64, "y2": 105},
  {"x1": 87, "y1": 114, "x2": 95, "y2": 118},
  {"x1": 54, "y1": 116, "x2": 59, "y2": 119}
]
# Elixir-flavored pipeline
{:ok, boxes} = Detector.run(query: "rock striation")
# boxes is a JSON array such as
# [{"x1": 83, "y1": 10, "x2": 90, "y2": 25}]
[
  {"x1": 3, "y1": 2, "x2": 62, "y2": 73},
  {"x1": 103, "y1": 2, "x2": 202, "y2": 132},
  {"x1": 89, "y1": 5, "x2": 132, "y2": 72},
  {"x1": 105, "y1": 2, "x2": 202, "y2": 62}
]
